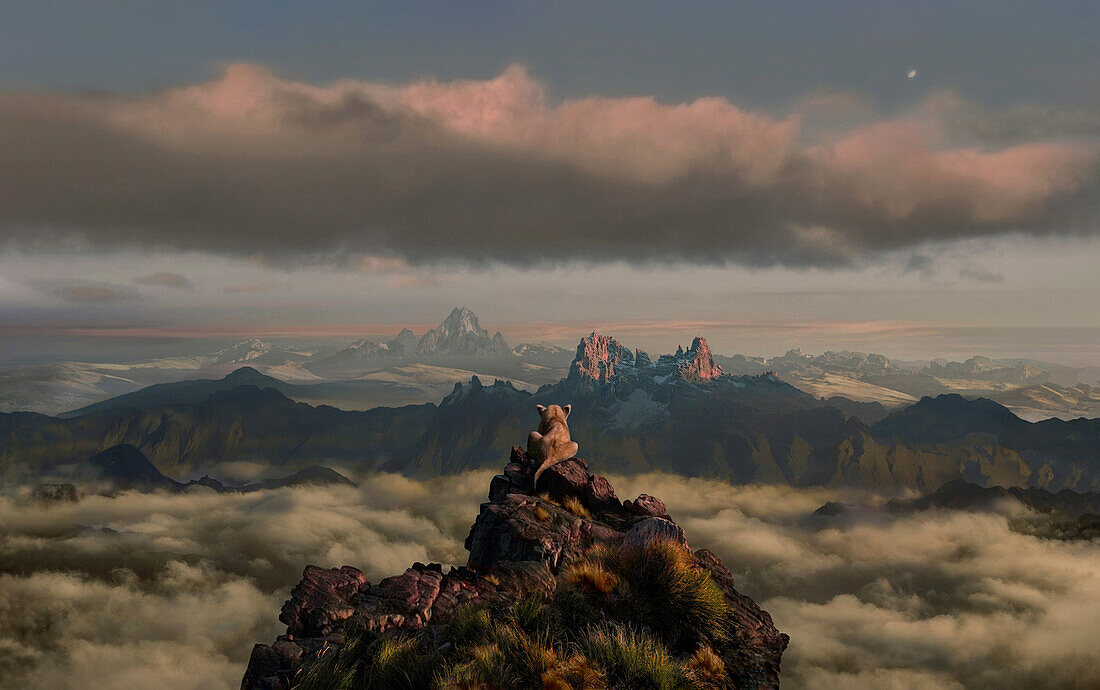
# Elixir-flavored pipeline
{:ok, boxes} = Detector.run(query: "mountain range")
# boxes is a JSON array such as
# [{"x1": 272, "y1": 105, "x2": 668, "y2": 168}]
[
  {"x1": 0, "y1": 308, "x2": 573, "y2": 416},
  {"x1": 3, "y1": 331, "x2": 1097, "y2": 493},
  {"x1": 41, "y1": 442, "x2": 356, "y2": 495},
  {"x1": 3, "y1": 307, "x2": 1096, "y2": 421}
]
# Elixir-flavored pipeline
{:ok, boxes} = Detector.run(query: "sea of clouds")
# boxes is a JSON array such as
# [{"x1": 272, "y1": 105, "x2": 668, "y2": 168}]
[{"x1": 1, "y1": 473, "x2": 1097, "y2": 689}]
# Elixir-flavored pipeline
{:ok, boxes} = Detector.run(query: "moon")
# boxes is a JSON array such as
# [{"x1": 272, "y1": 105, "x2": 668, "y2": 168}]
[{"x1": 907, "y1": 69, "x2": 918, "y2": 79}]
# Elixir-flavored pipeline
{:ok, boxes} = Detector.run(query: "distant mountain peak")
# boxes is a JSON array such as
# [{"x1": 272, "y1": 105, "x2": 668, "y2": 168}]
[
  {"x1": 568, "y1": 332, "x2": 726, "y2": 390},
  {"x1": 212, "y1": 338, "x2": 273, "y2": 364},
  {"x1": 416, "y1": 307, "x2": 510, "y2": 357},
  {"x1": 443, "y1": 306, "x2": 480, "y2": 336},
  {"x1": 872, "y1": 393, "x2": 1024, "y2": 445},
  {"x1": 224, "y1": 366, "x2": 266, "y2": 379},
  {"x1": 81, "y1": 444, "x2": 182, "y2": 490},
  {"x1": 675, "y1": 336, "x2": 723, "y2": 382},
  {"x1": 924, "y1": 355, "x2": 1047, "y2": 382},
  {"x1": 569, "y1": 332, "x2": 635, "y2": 384}
]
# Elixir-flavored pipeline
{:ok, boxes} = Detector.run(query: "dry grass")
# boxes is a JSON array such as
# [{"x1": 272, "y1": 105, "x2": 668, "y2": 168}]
[
  {"x1": 541, "y1": 653, "x2": 608, "y2": 689},
  {"x1": 533, "y1": 505, "x2": 552, "y2": 522},
  {"x1": 616, "y1": 540, "x2": 731, "y2": 650},
  {"x1": 562, "y1": 496, "x2": 591, "y2": 519},
  {"x1": 482, "y1": 574, "x2": 501, "y2": 586},
  {"x1": 561, "y1": 560, "x2": 620, "y2": 597},
  {"x1": 563, "y1": 559, "x2": 624, "y2": 598},
  {"x1": 685, "y1": 646, "x2": 726, "y2": 688},
  {"x1": 577, "y1": 626, "x2": 687, "y2": 690}
]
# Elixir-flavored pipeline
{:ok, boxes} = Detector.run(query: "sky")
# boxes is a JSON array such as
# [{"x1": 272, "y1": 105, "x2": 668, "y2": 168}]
[{"x1": 0, "y1": 1, "x2": 1098, "y2": 364}]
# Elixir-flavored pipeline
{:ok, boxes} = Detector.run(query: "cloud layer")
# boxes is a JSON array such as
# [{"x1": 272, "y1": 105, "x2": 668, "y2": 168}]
[
  {"x1": 0, "y1": 474, "x2": 490, "y2": 689},
  {"x1": 613, "y1": 476, "x2": 1100, "y2": 689},
  {"x1": 1, "y1": 474, "x2": 1098, "y2": 689},
  {"x1": 1, "y1": 65, "x2": 1096, "y2": 267}
]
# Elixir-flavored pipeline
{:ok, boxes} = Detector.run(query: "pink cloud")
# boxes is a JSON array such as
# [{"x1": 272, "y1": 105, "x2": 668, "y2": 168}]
[
  {"x1": 391, "y1": 66, "x2": 798, "y2": 184},
  {"x1": 815, "y1": 121, "x2": 1092, "y2": 223},
  {"x1": 2, "y1": 63, "x2": 1096, "y2": 266}
]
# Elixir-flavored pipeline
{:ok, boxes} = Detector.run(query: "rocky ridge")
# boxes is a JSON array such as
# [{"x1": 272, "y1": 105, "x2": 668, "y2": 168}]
[
  {"x1": 241, "y1": 447, "x2": 788, "y2": 688},
  {"x1": 568, "y1": 332, "x2": 728, "y2": 394}
]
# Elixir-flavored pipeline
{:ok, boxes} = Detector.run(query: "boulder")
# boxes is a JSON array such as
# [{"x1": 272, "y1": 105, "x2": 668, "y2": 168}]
[
  {"x1": 626, "y1": 493, "x2": 669, "y2": 518},
  {"x1": 279, "y1": 565, "x2": 367, "y2": 638},
  {"x1": 536, "y1": 457, "x2": 589, "y2": 499}
]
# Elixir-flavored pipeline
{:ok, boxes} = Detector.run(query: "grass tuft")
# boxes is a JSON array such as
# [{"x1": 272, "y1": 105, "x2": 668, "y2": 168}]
[
  {"x1": 562, "y1": 496, "x2": 591, "y2": 519},
  {"x1": 542, "y1": 653, "x2": 608, "y2": 689},
  {"x1": 616, "y1": 540, "x2": 731, "y2": 650},
  {"x1": 577, "y1": 626, "x2": 687, "y2": 690},
  {"x1": 533, "y1": 505, "x2": 552, "y2": 521},
  {"x1": 561, "y1": 560, "x2": 620, "y2": 597},
  {"x1": 550, "y1": 584, "x2": 606, "y2": 638},
  {"x1": 449, "y1": 605, "x2": 492, "y2": 646},
  {"x1": 292, "y1": 627, "x2": 435, "y2": 690},
  {"x1": 685, "y1": 646, "x2": 727, "y2": 688}
]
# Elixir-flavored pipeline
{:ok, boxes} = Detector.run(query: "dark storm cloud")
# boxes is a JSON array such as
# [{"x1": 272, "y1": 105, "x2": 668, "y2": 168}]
[
  {"x1": 132, "y1": 272, "x2": 194, "y2": 289},
  {"x1": 0, "y1": 65, "x2": 1096, "y2": 268}
]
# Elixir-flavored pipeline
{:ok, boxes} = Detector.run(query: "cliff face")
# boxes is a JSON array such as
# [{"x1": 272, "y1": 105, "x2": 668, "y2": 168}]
[
  {"x1": 242, "y1": 447, "x2": 788, "y2": 689},
  {"x1": 567, "y1": 331, "x2": 725, "y2": 391}
]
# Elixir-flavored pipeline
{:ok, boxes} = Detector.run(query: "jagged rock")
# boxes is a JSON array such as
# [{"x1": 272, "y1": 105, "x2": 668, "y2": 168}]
[
  {"x1": 625, "y1": 493, "x2": 669, "y2": 518},
  {"x1": 465, "y1": 492, "x2": 621, "y2": 571},
  {"x1": 694, "y1": 549, "x2": 789, "y2": 687},
  {"x1": 243, "y1": 447, "x2": 787, "y2": 689},
  {"x1": 241, "y1": 638, "x2": 303, "y2": 690},
  {"x1": 569, "y1": 332, "x2": 636, "y2": 384},
  {"x1": 585, "y1": 474, "x2": 619, "y2": 511},
  {"x1": 677, "y1": 336, "x2": 723, "y2": 382},
  {"x1": 536, "y1": 457, "x2": 590, "y2": 498},
  {"x1": 280, "y1": 565, "x2": 368, "y2": 638},
  {"x1": 505, "y1": 448, "x2": 620, "y2": 513}
]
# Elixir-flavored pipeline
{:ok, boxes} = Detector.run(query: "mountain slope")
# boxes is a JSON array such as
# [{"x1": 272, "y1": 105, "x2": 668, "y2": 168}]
[
  {"x1": 4, "y1": 336, "x2": 1099, "y2": 492},
  {"x1": 60, "y1": 366, "x2": 286, "y2": 418}
]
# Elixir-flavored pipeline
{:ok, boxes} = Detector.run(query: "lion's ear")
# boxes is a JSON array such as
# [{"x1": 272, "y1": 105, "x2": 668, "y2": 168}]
[
  {"x1": 562, "y1": 404, "x2": 572, "y2": 417},
  {"x1": 536, "y1": 404, "x2": 547, "y2": 414}
]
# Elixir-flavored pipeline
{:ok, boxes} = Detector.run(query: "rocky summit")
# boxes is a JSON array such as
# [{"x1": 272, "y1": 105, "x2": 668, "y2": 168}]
[
  {"x1": 568, "y1": 331, "x2": 727, "y2": 394},
  {"x1": 416, "y1": 306, "x2": 510, "y2": 357},
  {"x1": 242, "y1": 447, "x2": 787, "y2": 689}
]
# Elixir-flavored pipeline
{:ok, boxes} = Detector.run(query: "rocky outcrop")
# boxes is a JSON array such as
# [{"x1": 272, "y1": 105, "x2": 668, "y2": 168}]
[
  {"x1": 674, "y1": 336, "x2": 724, "y2": 382},
  {"x1": 242, "y1": 445, "x2": 788, "y2": 688},
  {"x1": 569, "y1": 332, "x2": 729, "y2": 393},
  {"x1": 569, "y1": 332, "x2": 636, "y2": 384}
]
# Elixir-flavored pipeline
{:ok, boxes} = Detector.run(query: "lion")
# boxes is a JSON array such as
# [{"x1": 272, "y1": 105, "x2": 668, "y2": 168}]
[{"x1": 528, "y1": 403, "x2": 580, "y2": 488}]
